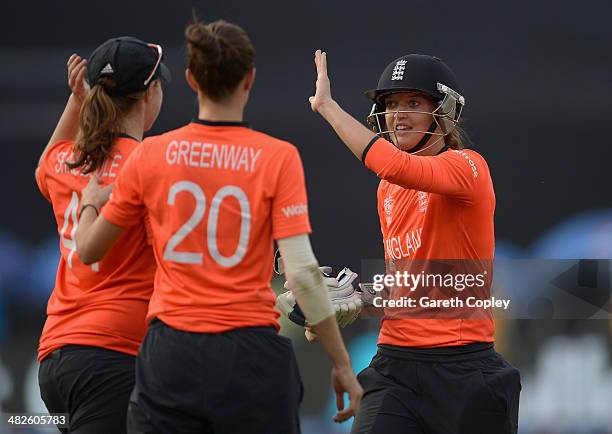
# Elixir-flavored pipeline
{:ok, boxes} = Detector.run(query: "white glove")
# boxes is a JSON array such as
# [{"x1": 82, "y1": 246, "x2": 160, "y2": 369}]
[
  {"x1": 327, "y1": 267, "x2": 363, "y2": 327},
  {"x1": 276, "y1": 265, "x2": 362, "y2": 328},
  {"x1": 357, "y1": 282, "x2": 378, "y2": 307},
  {"x1": 276, "y1": 287, "x2": 308, "y2": 326}
]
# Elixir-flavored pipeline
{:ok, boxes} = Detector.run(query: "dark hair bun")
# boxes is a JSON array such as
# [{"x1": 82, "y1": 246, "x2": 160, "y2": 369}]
[{"x1": 185, "y1": 19, "x2": 255, "y2": 101}]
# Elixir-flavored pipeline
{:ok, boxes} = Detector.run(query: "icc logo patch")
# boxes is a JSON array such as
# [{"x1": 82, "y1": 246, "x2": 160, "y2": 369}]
[
  {"x1": 384, "y1": 195, "x2": 394, "y2": 225},
  {"x1": 417, "y1": 191, "x2": 429, "y2": 213}
]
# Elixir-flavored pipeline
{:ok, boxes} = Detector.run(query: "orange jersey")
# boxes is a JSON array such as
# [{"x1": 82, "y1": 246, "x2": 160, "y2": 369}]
[
  {"x1": 101, "y1": 120, "x2": 311, "y2": 333},
  {"x1": 364, "y1": 138, "x2": 496, "y2": 347},
  {"x1": 36, "y1": 137, "x2": 156, "y2": 361}
]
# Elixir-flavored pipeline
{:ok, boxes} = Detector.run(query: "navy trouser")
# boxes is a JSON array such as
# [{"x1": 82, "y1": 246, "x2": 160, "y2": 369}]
[
  {"x1": 351, "y1": 343, "x2": 521, "y2": 434},
  {"x1": 127, "y1": 318, "x2": 303, "y2": 434},
  {"x1": 39, "y1": 345, "x2": 136, "y2": 434}
]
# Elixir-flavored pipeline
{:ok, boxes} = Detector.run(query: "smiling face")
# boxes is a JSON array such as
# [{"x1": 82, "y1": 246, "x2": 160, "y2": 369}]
[{"x1": 383, "y1": 91, "x2": 439, "y2": 152}]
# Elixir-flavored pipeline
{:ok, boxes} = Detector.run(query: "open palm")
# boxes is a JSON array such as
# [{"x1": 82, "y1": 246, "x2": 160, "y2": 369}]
[
  {"x1": 67, "y1": 53, "x2": 90, "y2": 104},
  {"x1": 309, "y1": 49, "x2": 333, "y2": 112}
]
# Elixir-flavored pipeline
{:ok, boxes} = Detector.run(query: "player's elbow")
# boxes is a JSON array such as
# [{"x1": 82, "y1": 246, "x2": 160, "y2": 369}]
[
  {"x1": 76, "y1": 238, "x2": 101, "y2": 265},
  {"x1": 77, "y1": 248, "x2": 97, "y2": 265}
]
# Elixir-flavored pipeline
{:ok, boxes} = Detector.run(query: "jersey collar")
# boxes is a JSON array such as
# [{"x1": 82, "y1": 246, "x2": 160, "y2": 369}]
[
  {"x1": 192, "y1": 118, "x2": 250, "y2": 128},
  {"x1": 118, "y1": 133, "x2": 141, "y2": 142}
]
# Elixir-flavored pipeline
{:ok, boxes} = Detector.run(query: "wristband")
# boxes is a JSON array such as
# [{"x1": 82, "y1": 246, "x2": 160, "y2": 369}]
[{"x1": 79, "y1": 203, "x2": 99, "y2": 218}]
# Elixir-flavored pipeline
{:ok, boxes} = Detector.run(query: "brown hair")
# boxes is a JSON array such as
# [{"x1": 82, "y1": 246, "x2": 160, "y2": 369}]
[
  {"x1": 185, "y1": 18, "x2": 255, "y2": 101},
  {"x1": 67, "y1": 78, "x2": 141, "y2": 174},
  {"x1": 446, "y1": 125, "x2": 468, "y2": 150}
]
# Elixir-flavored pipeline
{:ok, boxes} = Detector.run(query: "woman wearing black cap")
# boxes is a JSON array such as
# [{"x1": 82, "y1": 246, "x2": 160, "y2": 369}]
[
  {"x1": 305, "y1": 50, "x2": 521, "y2": 434},
  {"x1": 35, "y1": 37, "x2": 168, "y2": 433}
]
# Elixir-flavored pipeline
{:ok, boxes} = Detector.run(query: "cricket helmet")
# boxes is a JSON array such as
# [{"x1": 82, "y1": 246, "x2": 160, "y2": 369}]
[{"x1": 365, "y1": 54, "x2": 465, "y2": 152}]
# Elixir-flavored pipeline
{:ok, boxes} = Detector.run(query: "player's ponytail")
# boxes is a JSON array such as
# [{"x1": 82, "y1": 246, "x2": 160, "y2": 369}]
[
  {"x1": 67, "y1": 78, "x2": 139, "y2": 174},
  {"x1": 185, "y1": 17, "x2": 255, "y2": 101}
]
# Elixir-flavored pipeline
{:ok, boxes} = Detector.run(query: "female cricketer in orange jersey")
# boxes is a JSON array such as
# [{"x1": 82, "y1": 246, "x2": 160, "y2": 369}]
[
  {"x1": 74, "y1": 19, "x2": 362, "y2": 434},
  {"x1": 308, "y1": 51, "x2": 521, "y2": 434},
  {"x1": 35, "y1": 37, "x2": 168, "y2": 433}
]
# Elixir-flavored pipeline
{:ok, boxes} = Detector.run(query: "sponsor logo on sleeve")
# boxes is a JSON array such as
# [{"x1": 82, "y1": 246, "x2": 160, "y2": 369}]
[
  {"x1": 282, "y1": 203, "x2": 308, "y2": 218},
  {"x1": 452, "y1": 150, "x2": 479, "y2": 178}
]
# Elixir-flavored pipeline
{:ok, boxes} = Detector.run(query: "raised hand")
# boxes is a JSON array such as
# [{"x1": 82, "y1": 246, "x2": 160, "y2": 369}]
[
  {"x1": 309, "y1": 49, "x2": 334, "y2": 112},
  {"x1": 67, "y1": 54, "x2": 89, "y2": 104}
]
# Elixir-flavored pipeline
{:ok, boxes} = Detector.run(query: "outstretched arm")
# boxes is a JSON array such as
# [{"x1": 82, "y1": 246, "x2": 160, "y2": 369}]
[{"x1": 309, "y1": 50, "x2": 378, "y2": 161}]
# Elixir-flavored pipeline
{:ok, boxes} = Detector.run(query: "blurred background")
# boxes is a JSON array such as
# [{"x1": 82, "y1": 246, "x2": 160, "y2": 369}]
[{"x1": 0, "y1": 0, "x2": 611, "y2": 433}]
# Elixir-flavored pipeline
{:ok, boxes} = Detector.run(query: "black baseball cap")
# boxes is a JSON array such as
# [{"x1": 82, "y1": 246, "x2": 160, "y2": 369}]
[{"x1": 86, "y1": 36, "x2": 171, "y2": 96}]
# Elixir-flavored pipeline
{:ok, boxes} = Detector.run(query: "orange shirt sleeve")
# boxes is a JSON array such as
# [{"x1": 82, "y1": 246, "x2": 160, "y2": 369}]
[
  {"x1": 35, "y1": 166, "x2": 51, "y2": 202},
  {"x1": 143, "y1": 213, "x2": 154, "y2": 245},
  {"x1": 36, "y1": 140, "x2": 68, "y2": 202},
  {"x1": 101, "y1": 144, "x2": 146, "y2": 228},
  {"x1": 376, "y1": 182, "x2": 387, "y2": 237},
  {"x1": 271, "y1": 146, "x2": 312, "y2": 240},
  {"x1": 364, "y1": 138, "x2": 484, "y2": 203}
]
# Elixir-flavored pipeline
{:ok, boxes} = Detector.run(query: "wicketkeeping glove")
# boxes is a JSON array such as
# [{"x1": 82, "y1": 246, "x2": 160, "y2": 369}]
[
  {"x1": 276, "y1": 264, "x2": 363, "y2": 328},
  {"x1": 328, "y1": 267, "x2": 363, "y2": 327}
]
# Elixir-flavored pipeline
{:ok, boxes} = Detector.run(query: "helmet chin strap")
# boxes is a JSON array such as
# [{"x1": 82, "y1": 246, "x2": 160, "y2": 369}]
[
  {"x1": 406, "y1": 120, "x2": 437, "y2": 153},
  {"x1": 409, "y1": 133, "x2": 446, "y2": 155}
]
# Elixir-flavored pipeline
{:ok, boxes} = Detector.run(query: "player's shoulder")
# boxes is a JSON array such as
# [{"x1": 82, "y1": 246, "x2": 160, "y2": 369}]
[
  {"x1": 142, "y1": 121, "x2": 201, "y2": 142},
  {"x1": 51, "y1": 139, "x2": 75, "y2": 149},
  {"x1": 245, "y1": 128, "x2": 298, "y2": 153},
  {"x1": 44, "y1": 139, "x2": 75, "y2": 159},
  {"x1": 141, "y1": 127, "x2": 184, "y2": 147},
  {"x1": 134, "y1": 127, "x2": 190, "y2": 159},
  {"x1": 110, "y1": 136, "x2": 145, "y2": 158},
  {"x1": 241, "y1": 130, "x2": 302, "y2": 171},
  {"x1": 443, "y1": 147, "x2": 490, "y2": 171},
  {"x1": 445, "y1": 147, "x2": 487, "y2": 162},
  {"x1": 38, "y1": 140, "x2": 75, "y2": 178},
  {"x1": 441, "y1": 148, "x2": 493, "y2": 190}
]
